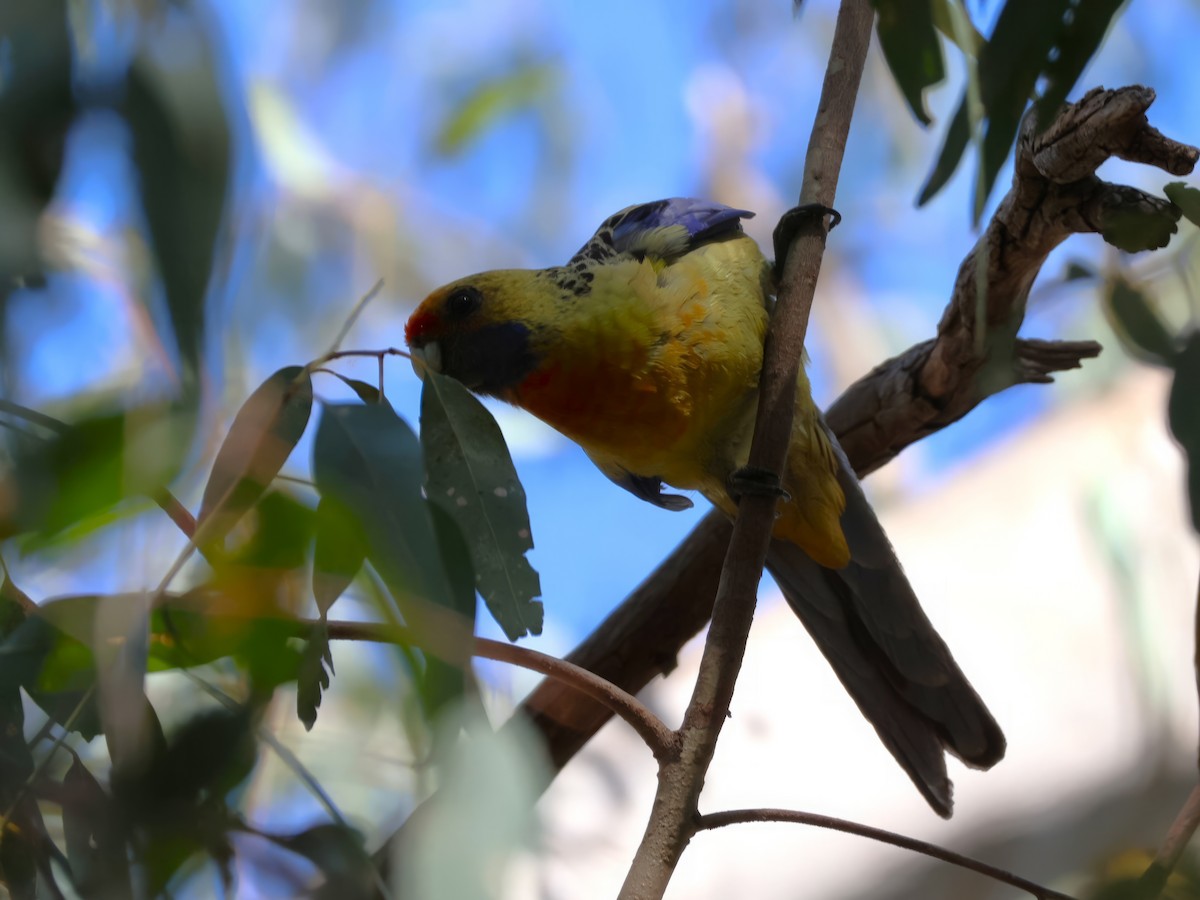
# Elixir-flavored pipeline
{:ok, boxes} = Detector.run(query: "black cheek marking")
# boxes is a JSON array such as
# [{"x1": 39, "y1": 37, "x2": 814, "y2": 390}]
[{"x1": 443, "y1": 322, "x2": 538, "y2": 396}]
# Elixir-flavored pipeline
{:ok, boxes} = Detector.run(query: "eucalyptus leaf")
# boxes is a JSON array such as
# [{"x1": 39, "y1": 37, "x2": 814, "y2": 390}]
[
  {"x1": 1102, "y1": 275, "x2": 1177, "y2": 366},
  {"x1": 420, "y1": 369, "x2": 542, "y2": 641}
]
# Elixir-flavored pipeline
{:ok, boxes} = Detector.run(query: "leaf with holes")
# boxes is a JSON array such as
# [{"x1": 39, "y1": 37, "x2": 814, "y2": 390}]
[
  {"x1": 296, "y1": 621, "x2": 333, "y2": 731},
  {"x1": 420, "y1": 370, "x2": 542, "y2": 641}
]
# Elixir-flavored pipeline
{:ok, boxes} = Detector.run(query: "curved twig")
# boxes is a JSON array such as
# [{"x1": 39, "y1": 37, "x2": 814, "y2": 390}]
[
  {"x1": 696, "y1": 808, "x2": 1076, "y2": 900},
  {"x1": 322, "y1": 619, "x2": 675, "y2": 760}
]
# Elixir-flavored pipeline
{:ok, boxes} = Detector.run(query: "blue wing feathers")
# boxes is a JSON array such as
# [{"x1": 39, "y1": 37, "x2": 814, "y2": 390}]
[{"x1": 570, "y1": 198, "x2": 754, "y2": 266}]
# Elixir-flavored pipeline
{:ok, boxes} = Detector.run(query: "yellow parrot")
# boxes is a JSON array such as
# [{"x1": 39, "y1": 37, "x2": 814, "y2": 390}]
[{"x1": 405, "y1": 198, "x2": 1004, "y2": 816}]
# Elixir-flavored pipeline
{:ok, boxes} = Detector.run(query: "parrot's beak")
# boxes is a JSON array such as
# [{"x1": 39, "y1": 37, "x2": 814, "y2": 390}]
[{"x1": 409, "y1": 341, "x2": 442, "y2": 378}]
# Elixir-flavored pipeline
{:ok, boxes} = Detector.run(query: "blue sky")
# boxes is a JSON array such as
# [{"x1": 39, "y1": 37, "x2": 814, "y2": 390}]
[{"x1": 16, "y1": 0, "x2": 1200, "y2": 652}]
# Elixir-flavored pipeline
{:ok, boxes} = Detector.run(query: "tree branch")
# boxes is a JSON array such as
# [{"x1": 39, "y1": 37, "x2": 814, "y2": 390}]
[
  {"x1": 513, "y1": 84, "x2": 1197, "y2": 780},
  {"x1": 616, "y1": 2, "x2": 873, "y2": 896},
  {"x1": 1138, "y1": 783, "x2": 1200, "y2": 898},
  {"x1": 695, "y1": 808, "x2": 1076, "y2": 900}
]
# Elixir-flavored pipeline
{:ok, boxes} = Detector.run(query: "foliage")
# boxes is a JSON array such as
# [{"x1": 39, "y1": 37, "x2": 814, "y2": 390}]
[{"x1": 0, "y1": 0, "x2": 1196, "y2": 898}]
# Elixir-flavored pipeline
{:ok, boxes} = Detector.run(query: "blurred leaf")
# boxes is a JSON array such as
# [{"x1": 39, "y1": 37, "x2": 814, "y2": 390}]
[
  {"x1": 420, "y1": 370, "x2": 542, "y2": 641},
  {"x1": 0, "y1": 595, "x2": 103, "y2": 738},
  {"x1": 198, "y1": 367, "x2": 313, "y2": 551},
  {"x1": 124, "y1": 20, "x2": 232, "y2": 390},
  {"x1": 312, "y1": 496, "x2": 366, "y2": 617},
  {"x1": 920, "y1": 0, "x2": 1117, "y2": 216},
  {"x1": 275, "y1": 823, "x2": 377, "y2": 900},
  {"x1": 930, "y1": 0, "x2": 983, "y2": 57},
  {"x1": 1102, "y1": 275, "x2": 1177, "y2": 366},
  {"x1": 62, "y1": 756, "x2": 131, "y2": 898},
  {"x1": 0, "y1": 0, "x2": 75, "y2": 282},
  {"x1": 1168, "y1": 332, "x2": 1200, "y2": 534},
  {"x1": 312, "y1": 403, "x2": 470, "y2": 714},
  {"x1": 0, "y1": 588, "x2": 37, "y2": 900},
  {"x1": 436, "y1": 63, "x2": 553, "y2": 156},
  {"x1": 296, "y1": 621, "x2": 333, "y2": 731},
  {"x1": 400, "y1": 710, "x2": 544, "y2": 900},
  {"x1": 1033, "y1": 0, "x2": 1126, "y2": 133},
  {"x1": 1064, "y1": 261, "x2": 1098, "y2": 281},
  {"x1": 92, "y1": 592, "x2": 156, "y2": 783},
  {"x1": 1, "y1": 405, "x2": 189, "y2": 542},
  {"x1": 226, "y1": 489, "x2": 315, "y2": 570},
  {"x1": 1165, "y1": 181, "x2": 1200, "y2": 229},
  {"x1": 871, "y1": 0, "x2": 945, "y2": 125}
]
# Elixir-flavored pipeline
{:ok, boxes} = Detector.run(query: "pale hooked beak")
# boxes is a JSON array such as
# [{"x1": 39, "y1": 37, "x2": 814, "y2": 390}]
[{"x1": 410, "y1": 341, "x2": 442, "y2": 377}]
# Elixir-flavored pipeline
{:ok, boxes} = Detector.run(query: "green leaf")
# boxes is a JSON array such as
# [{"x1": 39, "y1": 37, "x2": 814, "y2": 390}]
[
  {"x1": 1169, "y1": 333, "x2": 1200, "y2": 534},
  {"x1": 1100, "y1": 202, "x2": 1181, "y2": 254},
  {"x1": 312, "y1": 496, "x2": 367, "y2": 617},
  {"x1": 420, "y1": 370, "x2": 542, "y2": 641},
  {"x1": 198, "y1": 367, "x2": 313, "y2": 550},
  {"x1": 1063, "y1": 261, "x2": 1097, "y2": 282},
  {"x1": 436, "y1": 63, "x2": 554, "y2": 156},
  {"x1": 424, "y1": 503, "x2": 478, "y2": 717},
  {"x1": 1033, "y1": 0, "x2": 1126, "y2": 133},
  {"x1": 296, "y1": 621, "x2": 333, "y2": 731},
  {"x1": 226, "y1": 489, "x2": 315, "y2": 570},
  {"x1": 62, "y1": 756, "x2": 132, "y2": 897},
  {"x1": 872, "y1": 0, "x2": 945, "y2": 125},
  {"x1": 1, "y1": 406, "x2": 188, "y2": 542},
  {"x1": 124, "y1": 21, "x2": 231, "y2": 391},
  {"x1": 0, "y1": 596, "x2": 103, "y2": 739},
  {"x1": 1102, "y1": 275, "x2": 1178, "y2": 366},
  {"x1": 312, "y1": 403, "x2": 471, "y2": 713},
  {"x1": 1165, "y1": 182, "x2": 1200, "y2": 229},
  {"x1": 274, "y1": 823, "x2": 377, "y2": 900},
  {"x1": 921, "y1": 0, "x2": 1102, "y2": 214}
]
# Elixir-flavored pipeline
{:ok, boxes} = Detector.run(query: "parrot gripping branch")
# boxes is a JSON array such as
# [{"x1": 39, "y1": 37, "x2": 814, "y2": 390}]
[
  {"x1": 511, "y1": 83, "x2": 1199, "y2": 793},
  {"x1": 616, "y1": 2, "x2": 873, "y2": 897}
]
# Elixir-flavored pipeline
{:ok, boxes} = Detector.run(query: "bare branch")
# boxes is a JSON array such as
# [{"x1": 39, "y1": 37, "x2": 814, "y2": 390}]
[
  {"x1": 1138, "y1": 783, "x2": 1200, "y2": 899},
  {"x1": 696, "y1": 809, "x2": 1076, "y2": 900}
]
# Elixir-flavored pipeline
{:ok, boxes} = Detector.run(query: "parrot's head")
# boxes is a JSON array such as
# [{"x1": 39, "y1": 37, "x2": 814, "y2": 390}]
[{"x1": 405, "y1": 271, "x2": 553, "y2": 397}]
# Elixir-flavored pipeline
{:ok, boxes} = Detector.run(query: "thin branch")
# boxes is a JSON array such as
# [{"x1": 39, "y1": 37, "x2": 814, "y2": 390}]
[
  {"x1": 616, "y1": 3, "x2": 873, "y2": 897},
  {"x1": 324, "y1": 278, "x2": 385, "y2": 357},
  {"x1": 322, "y1": 619, "x2": 675, "y2": 759},
  {"x1": 509, "y1": 85, "x2": 1198, "y2": 785},
  {"x1": 1139, "y1": 783, "x2": 1200, "y2": 899},
  {"x1": 695, "y1": 809, "x2": 1076, "y2": 900}
]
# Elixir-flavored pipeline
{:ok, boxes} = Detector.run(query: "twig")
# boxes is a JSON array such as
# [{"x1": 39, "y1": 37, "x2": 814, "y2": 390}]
[
  {"x1": 616, "y1": 3, "x2": 873, "y2": 897},
  {"x1": 1139, "y1": 783, "x2": 1200, "y2": 898},
  {"x1": 324, "y1": 278, "x2": 384, "y2": 357},
  {"x1": 323, "y1": 619, "x2": 674, "y2": 760},
  {"x1": 696, "y1": 809, "x2": 1076, "y2": 900}
]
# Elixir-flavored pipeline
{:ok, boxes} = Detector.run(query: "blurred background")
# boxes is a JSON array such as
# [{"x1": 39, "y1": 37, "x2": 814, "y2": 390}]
[{"x1": 3, "y1": 0, "x2": 1200, "y2": 897}]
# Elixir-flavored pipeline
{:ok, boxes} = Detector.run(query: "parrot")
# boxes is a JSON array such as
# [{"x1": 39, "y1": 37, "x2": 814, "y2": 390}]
[{"x1": 404, "y1": 198, "x2": 1004, "y2": 816}]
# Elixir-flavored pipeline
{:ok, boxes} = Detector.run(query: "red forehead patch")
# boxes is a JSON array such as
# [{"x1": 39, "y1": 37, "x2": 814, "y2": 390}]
[{"x1": 404, "y1": 307, "x2": 439, "y2": 346}]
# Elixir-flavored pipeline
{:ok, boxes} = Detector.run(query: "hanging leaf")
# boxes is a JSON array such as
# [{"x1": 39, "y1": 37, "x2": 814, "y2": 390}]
[
  {"x1": 124, "y1": 19, "x2": 231, "y2": 392},
  {"x1": 62, "y1": 756, "x2": 133, "y2": 897},
  {"x1": 296, "y1": 621, "x2": 333, "y2": 731},
  {"x1": 1033, "y1": 0, "x2": 1126, "y2": 133},
  {"x1": 436, "y1": 63, "x2": 554, "y2": 156},
  {"x1": 1168, "y1": 332, "x2": 1200, "y2": 534},
  {"x1": 312, "y1": 497, "x2": 367, "y2": 617},
  {"x1": 312, "y1": 403, "x2": 471, "y2": 714},
  {"x1": 1102, "y1": 275, "x2": 1177, "y2": 366},
  {"x1": 197, "y1": 367, "x2": 313, "y2": 551},
  {"x1": 871, "y1": 0, "x2": 945, "y2": 125},
  {"x1": 420, "y1": 370, "x2": 542, "y2": 641},
  {"x1": 273, "y1": 823, "x2": 377, "y2": 900}
]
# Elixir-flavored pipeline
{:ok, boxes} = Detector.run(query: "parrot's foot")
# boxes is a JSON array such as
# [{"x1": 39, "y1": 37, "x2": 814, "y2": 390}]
[
  {"x1": 772, "y1": 203, "x2": 841, "y2": 278},
  {"x1": 728, "y1": 466, "x2": 791, "y2": 504}
]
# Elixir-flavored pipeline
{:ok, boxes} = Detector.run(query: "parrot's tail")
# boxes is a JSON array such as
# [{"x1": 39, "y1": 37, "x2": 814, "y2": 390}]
[{"x1": 766, "y1": 425, "x2": 1005, "y2": 818}]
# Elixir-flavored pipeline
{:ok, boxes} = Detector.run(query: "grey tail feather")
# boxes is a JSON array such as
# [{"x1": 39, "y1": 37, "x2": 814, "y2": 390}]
[{"x1": 765, "y1": 422, "x2": 1006, "y2": 818}]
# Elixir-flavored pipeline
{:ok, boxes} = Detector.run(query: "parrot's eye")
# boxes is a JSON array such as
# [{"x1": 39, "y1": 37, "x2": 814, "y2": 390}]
[{"x1": 445, "y1": 286, "x2": 483, "y2": 320}]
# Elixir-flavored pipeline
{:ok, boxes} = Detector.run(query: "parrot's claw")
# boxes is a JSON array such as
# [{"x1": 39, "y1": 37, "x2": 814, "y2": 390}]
[
  {"x1": 772, "y1": 203, "x2": 841, "y2": 278},
  {"x1": 728, "y1": 466, "x2": 791, "y2": 504}
]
